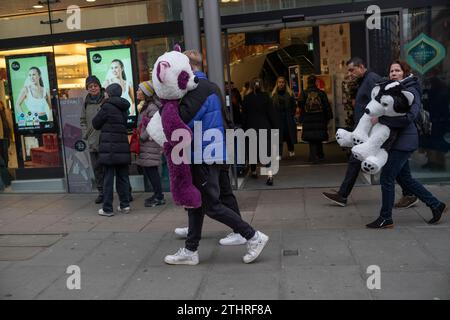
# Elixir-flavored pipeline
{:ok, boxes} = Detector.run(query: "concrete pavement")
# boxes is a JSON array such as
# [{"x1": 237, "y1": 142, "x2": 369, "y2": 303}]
[{"x1": 0, "y1": 184, "x2": 449, "y2": 300}]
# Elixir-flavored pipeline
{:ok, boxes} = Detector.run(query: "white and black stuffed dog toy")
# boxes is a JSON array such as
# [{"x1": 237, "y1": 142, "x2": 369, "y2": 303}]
[{"x1": 336, "y1": 80, "x2": 415, "y2": 174}]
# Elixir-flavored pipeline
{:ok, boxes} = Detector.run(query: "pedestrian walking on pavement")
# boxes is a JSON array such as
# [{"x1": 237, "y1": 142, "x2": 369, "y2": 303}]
[
  {"x1": 92, "y1": 83, "x2": 131, "y2": 217},
  {"x1": 298, "y1": 75, "x2": 333, "y2": 163},
  {"x1": 366, "y1": 61, "x2": 448, "y2": 228},
  {"x1": 80, "y1": 75, "x2": 106, "y2": 204},
  {"x1": 322, "y1": 58, "x2": 417, "y2": 208},
  {"x1": 136, "y1": 80, "x2": 166, "y2": 208},
  {"x1": 271, "y1": 76, "x2": 297, "y2": 158},
  {"x1": 242, "y1": 78, "x2": 279, "y2": 186},
  {"x1": 164, "y1": 50, "x2": 268, "y2": 265}
]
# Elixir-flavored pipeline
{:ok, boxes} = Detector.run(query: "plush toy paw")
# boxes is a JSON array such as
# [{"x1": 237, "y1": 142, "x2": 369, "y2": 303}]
[
  {"x1": 147, "y1": 111, "x2": 167, "y2": 147},
  {"x1": 361, "y1": 156, "x2": 382, "y2": 175},
  {"x1": 352, "y1": 131, "x2": 368, "y2": 145},
  {"x1": 336, "y1": 129, "x2": 354, "y2": 147},
  {"x1": 351, "y1": 143, "x2": 372, "y2": 161}
]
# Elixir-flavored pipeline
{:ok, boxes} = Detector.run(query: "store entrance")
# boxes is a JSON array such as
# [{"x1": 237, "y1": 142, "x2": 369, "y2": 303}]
[{"x1": 224, "y1": 20, "x2": 370, "y2": 190}]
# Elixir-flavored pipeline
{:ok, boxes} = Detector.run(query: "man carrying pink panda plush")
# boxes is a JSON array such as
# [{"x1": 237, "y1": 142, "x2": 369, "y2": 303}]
[{"x1": 151, "y1": 48, "x2": 269, "y2": 265}]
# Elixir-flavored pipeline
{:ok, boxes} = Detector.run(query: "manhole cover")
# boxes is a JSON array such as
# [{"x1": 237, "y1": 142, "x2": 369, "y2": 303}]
[{"x1": 282, "y1": 249, "x2": 299, "y2": 256}]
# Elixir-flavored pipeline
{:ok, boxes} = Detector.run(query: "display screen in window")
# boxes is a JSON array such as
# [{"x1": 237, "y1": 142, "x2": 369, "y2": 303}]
[
  {"x1": 7, "y1": 55, "x2": 55, "y2": 132},
  {"x1": 87, "y1": 46, "x2": 136, "y2": 124}
]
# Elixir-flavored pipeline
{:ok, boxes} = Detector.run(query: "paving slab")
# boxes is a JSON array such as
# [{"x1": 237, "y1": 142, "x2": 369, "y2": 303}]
[
  {"x1": 370, "y1": 271, "x2": 450, "y2": 300},
  {"x1": 17, "y1": 239, "x2": 103, "y2": 267},
  {"x1": 0, "y1": 234, "x2": 64, "y2": 247},
  {"x1": 199, "y1": 271, "x2": 280, "y2": 300},
  {"x1": 0, "y1": 247, "x2": 44, "y2": 261},
  {"x1": 281, "y1": 265, "x2": 372, "y2": 300},
  {"x1": 281, "y1": 232, "x2": 356, "y2": 266},
  {"x1": 0, "y1": 265, "x2": 64, "y2": 299},
  {"x1": 118, "y1": 266, "x2": 206, "y2": 300},
  {"x1": 349, "y1": 239, "x2": 441, "y2": 272}
]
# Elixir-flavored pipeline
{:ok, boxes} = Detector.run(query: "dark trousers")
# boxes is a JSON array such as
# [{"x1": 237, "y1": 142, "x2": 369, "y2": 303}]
[
  {"x1": 338, "y1": 154, "x2": 362, "y2": 198},
  {"x1": 279, "y1": 129, "x2": 295, "y2": 156},
  {"x1": 89, "y1": 152, "x2": 104, "y2": 195},
  {"x1": 219, "y1": 166, "x2": 241, "y2": 217},
  {"x1": 308, "y1": 141, "x2": 324, "y2": 162},
  {"x1": 102, "y1": 164, "x2": 130, "y2": 213},
  {"x1": 380, "y1": 150, "x2": 441, "y2": 220},
  {"x1": 186, "y1": 164, "x2": 254, "y2": 252},
  {"x1": 142, "y1": 166, "x2": 163, "y2": 199}
]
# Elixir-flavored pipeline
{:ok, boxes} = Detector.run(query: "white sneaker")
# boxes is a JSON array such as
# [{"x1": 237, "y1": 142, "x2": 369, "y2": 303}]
[
  {"x1": 174, "y1": 227, "x2": 189, "y2": 238},
  {"x1": 98, "y1": 209, "x2": 114, "y2": 217},
  {"x1": 243, "y1": 231, "x2": 269, "y2": 264},
  {"x1": 219, "y1": 232, "x2": 247, "y2": 246},
  {"x1": 164, "y1": 248, "x2": 199, "y2": 265},
  {"x1": 117, "y1": 206, "x2": 131, "y2": 214}
]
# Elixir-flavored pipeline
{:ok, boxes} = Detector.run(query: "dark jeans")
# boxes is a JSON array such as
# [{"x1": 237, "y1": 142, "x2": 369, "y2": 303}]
[
  {"x1": 142, "y1": 166, "x2": 163, "y2": 199},
  {"x1": 338, "y1": 154, "x2": 361, "y2": 199},
  {"x1": 186, "y1": 164, "x2": 254, "y2": 252},
  {"x1": 102, "y1": 164, "x2": 130, "y2": 213},
  {"x1": 89, "y1": 152, "x2": 104, "y2": 195},
  {"x1": 337, "y1": 153, "x2": 416, "y2": 200},
  {"x1": 308, "y1": 141, "x2": 324, "y2": 162},
  {"x1": 380, "y1": 150, "x2": 441, "y2": 220},
  {"x1": 219, "y1": 165, "x2": 241, "y2": 217}
]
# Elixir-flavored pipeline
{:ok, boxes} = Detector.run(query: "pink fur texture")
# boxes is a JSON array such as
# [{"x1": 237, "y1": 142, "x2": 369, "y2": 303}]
[{"x1": 161, "y1": 100, "x2": 202, "y2": 208}]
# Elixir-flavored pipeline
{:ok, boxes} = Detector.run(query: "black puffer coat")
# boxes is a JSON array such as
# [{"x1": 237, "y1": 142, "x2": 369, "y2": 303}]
[
  {"x1": 299, "y1": 86, "x2": 332, "y2": 142},
  {"x1": 92, "y1": 96, "x2": 131, "y2": 165}
]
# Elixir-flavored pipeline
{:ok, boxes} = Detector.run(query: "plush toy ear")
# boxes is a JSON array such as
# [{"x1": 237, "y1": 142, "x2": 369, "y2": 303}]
[
  {"x1": 401, "y1": 90, "x2": 415, "y2": 106},
  {"x1": 173, "y1": 44, "x2": 182, "y2": 52},
  {"x1": 156, "y1": 61, "x2": 171, "y2": 83},
  {"x1": 371, "y1": 86, "x2": 380, "y2": 99}
]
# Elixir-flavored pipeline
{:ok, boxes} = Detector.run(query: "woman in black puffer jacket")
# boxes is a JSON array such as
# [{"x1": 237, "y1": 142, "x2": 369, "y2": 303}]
[{"x1": 92, "y1": 83, "x2": 131, "y2": 216}]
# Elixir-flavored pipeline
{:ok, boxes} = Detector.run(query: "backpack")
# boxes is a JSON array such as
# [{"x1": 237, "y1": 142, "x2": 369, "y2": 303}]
[
  {"x1": 305, "y1": 91, "x2": 323, "y2": 113},
  {"x1": 415, "y1": 105, "x2": 432, "y2": 136}
]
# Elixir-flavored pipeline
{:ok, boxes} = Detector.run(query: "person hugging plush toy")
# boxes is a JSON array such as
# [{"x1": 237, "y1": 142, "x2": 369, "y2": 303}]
[
  {"x1": 147, "y1": 47, "x2": 202, "y2": 209},
  {"x1": 336, "y1": 80, "x2": 414, "y2": 174}
]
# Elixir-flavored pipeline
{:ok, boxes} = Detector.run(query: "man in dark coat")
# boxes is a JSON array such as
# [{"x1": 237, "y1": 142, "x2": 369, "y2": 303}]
[
  {"x1": 322, "y1": 57, "x2": 381, "y2": 206},
  {"x1": 92, "y1": 83, "x2": 131, "y2": 216},
  {"x1": 299, "y1": 75, "x2": 332, "y2": 163}
]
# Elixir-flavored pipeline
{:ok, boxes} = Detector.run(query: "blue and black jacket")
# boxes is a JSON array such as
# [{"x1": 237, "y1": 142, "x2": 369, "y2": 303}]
[{"x1": 179, "y1": 71, "x2": 227, "y2": 164}]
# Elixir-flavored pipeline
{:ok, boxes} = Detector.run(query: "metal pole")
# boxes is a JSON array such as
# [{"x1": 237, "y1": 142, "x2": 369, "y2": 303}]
[
  {"x1": 203, "y1": 0, "x2": 226, "y2": 96},
  {"x1": 181, "y1": 0, "x2": 201, "y2": 52},
  {"x1": 223, "y1": 28, "x2": 238, "y2": 190}
]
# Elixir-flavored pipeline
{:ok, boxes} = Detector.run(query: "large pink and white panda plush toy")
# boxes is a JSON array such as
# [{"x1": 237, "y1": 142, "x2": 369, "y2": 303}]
[{"x1": 147, "y1": 47, "x2": 202, "y2": 209}]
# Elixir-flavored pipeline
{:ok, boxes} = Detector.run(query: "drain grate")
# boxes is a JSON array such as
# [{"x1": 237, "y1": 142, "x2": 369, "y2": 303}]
[{"x1": 282, "y1": 249, "x2": 299, "y2": 256}]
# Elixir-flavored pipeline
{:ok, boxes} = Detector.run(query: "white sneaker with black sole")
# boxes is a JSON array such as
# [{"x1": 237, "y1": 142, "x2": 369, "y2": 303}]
[
  {"x1": 98, "y1": 209, "x2": 114, "y2": 217},
  {"x1": 164, "y1": 248, "x2": 199, "y2": 265},
  {"x1": 219, "y1": 232, "x2": 247, "y2": 246},
  {"x1": 117, "y1": 206, "x2": 131, "y2": 214},
  {"x1": 174, "y1": 227, "x2": 189, "y2": 238}
]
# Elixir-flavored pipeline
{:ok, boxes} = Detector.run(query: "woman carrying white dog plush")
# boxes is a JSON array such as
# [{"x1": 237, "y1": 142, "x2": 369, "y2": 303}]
[{"x1": 366, "y1": 60, "x2": 447, "y2": 228}]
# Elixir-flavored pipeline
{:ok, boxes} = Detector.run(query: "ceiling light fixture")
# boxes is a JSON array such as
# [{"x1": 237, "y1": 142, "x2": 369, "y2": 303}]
[
  {"x1": 33, "y1": 4, "x2": 44, "y2": 8},
  {"x1": 86, "y1": 0, "x2": 96, "y2": 2}
]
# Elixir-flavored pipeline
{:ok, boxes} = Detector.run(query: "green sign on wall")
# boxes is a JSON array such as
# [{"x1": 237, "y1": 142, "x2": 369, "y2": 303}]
[{"x1": 405, "y1": 33, "x2": 446, "y2": 75}]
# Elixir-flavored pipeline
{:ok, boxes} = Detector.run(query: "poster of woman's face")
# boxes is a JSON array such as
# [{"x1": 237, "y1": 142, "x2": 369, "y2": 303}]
[
  {"x1": 87, "y1": 46, "x2": 136, "y2": 122},
  {"x1": 6, "y1": 54, "x2": 54, "y2": 131}
]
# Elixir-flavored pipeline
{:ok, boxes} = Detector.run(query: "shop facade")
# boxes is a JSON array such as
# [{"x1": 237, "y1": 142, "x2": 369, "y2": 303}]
[{"x1": 0, "y1": 0, "x2": 448, "y2": 193}]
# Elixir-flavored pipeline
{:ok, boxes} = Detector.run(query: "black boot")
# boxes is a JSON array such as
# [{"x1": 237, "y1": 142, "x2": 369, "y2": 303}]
[
  {"x1": 95, "y1": 194, "x2": 104, "y2": 204},
  {"x1": 428, "y1": 203, "x2": 448, "y2": 224}
]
